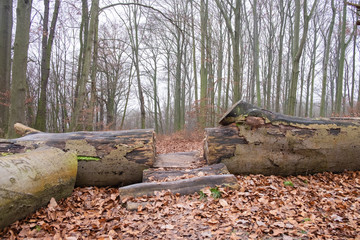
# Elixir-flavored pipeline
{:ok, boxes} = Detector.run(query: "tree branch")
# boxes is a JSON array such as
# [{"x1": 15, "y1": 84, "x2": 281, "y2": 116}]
[{"x1": 99, "y1": 2, "x2": 181, "y2": 32}]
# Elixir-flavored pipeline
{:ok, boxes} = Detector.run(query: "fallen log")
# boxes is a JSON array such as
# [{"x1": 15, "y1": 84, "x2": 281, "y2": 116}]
[
  {"x1": 119, "y1": 174, "x2": 239, "y2": 199},
  {"x1": 0, "y1": 129, "x2": 155, "y2": 187},
  {"x1": 143, "y1": 163, "x2": 230, "y2": 182},
  {"x1": 205, "y1": 101, "x2": 360, "y2": 176},
  {"x1": 0, "y1": 147, "x2": 77, "y2": 229}
]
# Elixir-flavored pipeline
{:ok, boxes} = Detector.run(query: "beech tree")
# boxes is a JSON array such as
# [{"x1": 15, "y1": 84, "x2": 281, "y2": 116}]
[
  {"x1": 0, "y1": 0, "x2": 12, "y2": 136},
  {"x1": 34, "y1": 0, "x2": 61, "y2": 131},
  {"x1": 7, "y1": 0, "x2": 33, "y2": 138},
  {"x1": 287, "y1": 0, "x2": 317, "y2": 116}
]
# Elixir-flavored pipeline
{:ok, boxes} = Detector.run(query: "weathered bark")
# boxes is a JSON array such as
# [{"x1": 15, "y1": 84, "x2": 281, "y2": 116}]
[
  {"x1": 118, "y1": 174, "x2": 239, "y2": 199},
  {"x1": 0, "y1": 147, "x2": 77, "y2": 229},
  {"x1": 0, "y1": 0, "x2": 12, "y2": 136},
  {"x1": 205, "y1": 101, "x2": 360, "y2": 176},
  {"x1": 0, "y1": 129, "x2": 155, "y2": 187},
  {"x1": 7, "y1": 0, "x2": 33, "y2": 138}
]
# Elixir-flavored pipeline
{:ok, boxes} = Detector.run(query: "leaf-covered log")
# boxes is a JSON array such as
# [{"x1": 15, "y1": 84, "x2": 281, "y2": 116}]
[
  {"x1": 0, "y1": 129, "x2": 155, "y2": 187},
  {"x1": 0, "y1": 147, "x2": 77, "y2": 229},
  {"x1": 205, "y1": 101, "x2": 360, "y2": 176}
]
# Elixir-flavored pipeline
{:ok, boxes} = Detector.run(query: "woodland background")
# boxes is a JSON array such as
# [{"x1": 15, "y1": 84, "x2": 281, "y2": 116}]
[{"x1": 0, "y1": 0, "x2": 360, "y2": 138}]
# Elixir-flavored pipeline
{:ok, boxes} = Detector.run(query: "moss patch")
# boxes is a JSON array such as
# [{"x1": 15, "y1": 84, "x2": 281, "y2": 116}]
[{"x1": 77, "y1": 156, "x2": 101, "y2": 161}]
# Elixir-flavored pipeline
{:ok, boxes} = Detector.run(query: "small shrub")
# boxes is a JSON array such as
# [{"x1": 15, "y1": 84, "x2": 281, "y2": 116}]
[
  {"x1": 283, "y1": 181, "x2": 294, "y2": 187},
  {"x1": 210, "y1": 187, "x2": 222, "y2": 199}
]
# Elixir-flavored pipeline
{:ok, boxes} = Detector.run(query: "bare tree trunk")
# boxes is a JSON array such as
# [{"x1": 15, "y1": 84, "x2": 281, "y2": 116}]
[
  {"x1": 88, "y1": 8, "x2": 99, "y2": 131},
  {"x1": 335, "y1": 2, "x2": 347, "y2": 114},
  {"x1": 287, "y1": 0, "x2": 317, "y2": 115},
  {"x1": 320, "y1": 0, "x2": 336, "y2": 116},
  {"x1": 174, "y1": 27, "x2": 183, "y2": 131},
  {"x1": 0, "y1": 0, "x2": 12, "y2": 136},
  {"x1": 215, "y1": 0, "x2": 241, "y2": 103},
  {"x1": 253, "y1": 0, "x2": 261, "y2": 107},
  {"x1": 190, "y1": 0, "x2": 198, "y2": 120},
  {"x1": 34, "y1": 0, "x2": 61, "y2": 131},
  {"x1": 70, "y1": 0, "x2": 99, "y2": 131},
  {"x1": 216, "y1": 12, "x2": 224, "y2": 116},
  {"x1": 7, "y1": 0, "x2": 33, "y2": 138},
  {"x1": 199, "y1": 0, "x2": 208, "y2": 128}
]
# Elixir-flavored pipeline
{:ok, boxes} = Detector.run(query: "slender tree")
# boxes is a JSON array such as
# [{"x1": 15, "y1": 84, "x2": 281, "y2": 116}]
[
  {"x1": 34, "y1": 0, "x2": 61, "y2": 131},
  {"x1": 252, "y1": 0, "x2": 261, "y2": 106},
  {"x1": 199, "y1": 0, "x2": 208, "y2": 128},
  {"x1": 287, "y1": 0, "x2": 317, "y2": 115},
  {"x1": 70, "y1": 0, "x2": 99, "y2": 131},
  {"x1": 215, "y1": 0, "x2": 242, "y2": 103},
  {"x1": 320, "y1": 0, "x2": 336, "y2": 117},
  {"x1": 335, "y1": 1, "x2": 348, "y2": 114},
  {"x1": 7, "y1": 0, "x2": 33, "y2": 138},
  {"x1": 0, "y1": 0, "x2": 12, "y2": 136},
  {"x1": 275, "y1": 0, "x2": 287, "y2": 112}
]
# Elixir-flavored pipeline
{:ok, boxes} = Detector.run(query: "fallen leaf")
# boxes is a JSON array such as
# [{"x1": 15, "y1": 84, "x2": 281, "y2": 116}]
[
  {"x1": 219, "y1": 199, "x2": 229, "y2": 207},
  {"x1": 48, "y1": 198, "x2": 58, "y2": 211}
]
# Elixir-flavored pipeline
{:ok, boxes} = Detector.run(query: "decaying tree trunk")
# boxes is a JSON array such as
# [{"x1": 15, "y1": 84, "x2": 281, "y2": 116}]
[
  {"x1": 0, "y1": 128, "x2": 155, "y2": 186},
  {"x1": 204, "y1": 101, "x2": 360, "y2": 176},
  {"x1": 0, "y1": 147, "x2": 77, "y2": 229}
]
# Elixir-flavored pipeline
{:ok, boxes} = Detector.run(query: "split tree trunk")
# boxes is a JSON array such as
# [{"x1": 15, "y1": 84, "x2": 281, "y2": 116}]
[
  {"x1": 0, "y1": 147, "x2": 77, "y2": 229},
  {"x1": 0, "y1": 129, "x2": 155, "y2": 186},
  {"x1": 204, "y1": 101, "x2": 360, "y2": 176}
]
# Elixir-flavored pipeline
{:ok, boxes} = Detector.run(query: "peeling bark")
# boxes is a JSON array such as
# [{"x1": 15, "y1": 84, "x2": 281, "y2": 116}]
[
  {"x1": 205, "y1": 101, "x2": 360, "y2": 176},
  {"x1": 0, "y1": 129, "x2": 155, "y2": 186}
]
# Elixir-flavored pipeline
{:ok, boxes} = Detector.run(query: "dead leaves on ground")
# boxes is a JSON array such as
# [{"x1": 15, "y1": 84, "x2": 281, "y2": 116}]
[
  {"x1": 1, "y1": 171, "x2": 360, "y2": 239},
  {"x1": 156, "y1": 130, "x2": 204, "y2": 155}
]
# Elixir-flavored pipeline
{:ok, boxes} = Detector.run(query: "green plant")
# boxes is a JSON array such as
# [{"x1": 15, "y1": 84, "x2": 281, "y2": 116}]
[
  {"x1": 210, "y1": 187, "x2": 222, "y2": 199},
  {"x1": 31, "y1": 225, "x2": 41, "y2": 231},
  {"x1": 199, "y1": 191, "x2": 207, "y2": 200},
  {"x1": 1, "y1": 152, "x2": 13, "y2": 156},
  {"x1": 283, "y1": 181, "x2": 294, "y2": 187},
  {"x1": 302, "y1": 218, "x2": 311, "y2": 222}
]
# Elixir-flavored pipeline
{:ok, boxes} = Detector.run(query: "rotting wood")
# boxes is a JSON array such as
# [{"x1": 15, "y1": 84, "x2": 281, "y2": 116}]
[
  {"x1": 0, "y1": 147, "x2": 77, "y2": 229},
  {"x1": 205, "y1": 100, "x2": 360, "y2": 176},
  {"x1": 119, "y1": 174, "x2": 239, "y2": 199},
  {"x1": 0, "y1": 128, "x2": 155, "y2": 187},
  {"x1": 143, "y1": 163, "x2": 230, "y2": 182}
]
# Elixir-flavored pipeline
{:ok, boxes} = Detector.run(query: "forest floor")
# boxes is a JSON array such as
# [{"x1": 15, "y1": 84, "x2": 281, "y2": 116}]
[{"x1": 1, "y1": 131, "x2": 360, "y2": 239}]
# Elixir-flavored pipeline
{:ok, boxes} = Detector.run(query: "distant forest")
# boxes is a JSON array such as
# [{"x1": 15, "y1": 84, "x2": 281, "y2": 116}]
[{"x1": 0, "y1": 0, "x2": 359, "y2": 137}]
